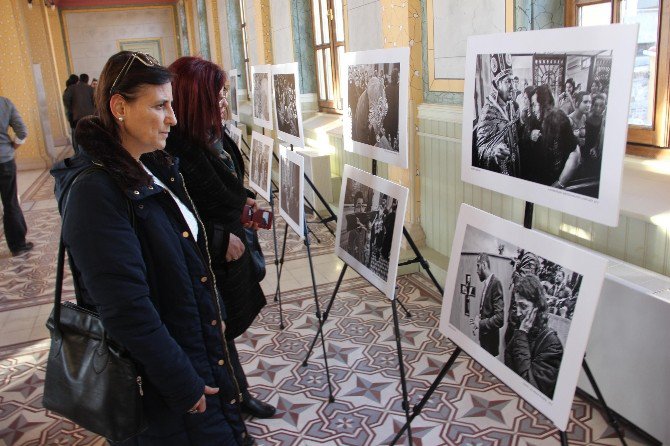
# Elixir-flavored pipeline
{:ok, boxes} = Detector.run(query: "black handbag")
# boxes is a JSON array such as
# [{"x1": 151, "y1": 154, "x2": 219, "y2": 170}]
[
  {"x1": 43, "y1": 168, "x2": 147, "y2": 442},
  {"x1": 243, "y1": 226, "x2": 266, "y2": 282}
]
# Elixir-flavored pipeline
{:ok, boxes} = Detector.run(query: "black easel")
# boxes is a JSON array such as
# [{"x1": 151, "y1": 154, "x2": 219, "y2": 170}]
[
  {"x1": 391, "y1": 286, "x2": 414, "y2": 445},
  {"x1": 389, "y1": 202, "x2": 628, "y2": 446}
]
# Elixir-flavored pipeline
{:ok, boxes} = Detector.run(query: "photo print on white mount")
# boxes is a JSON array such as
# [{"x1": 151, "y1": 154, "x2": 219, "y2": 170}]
[
  {"x1": 251, "y1": 64, "x2": 273, "y2": 130},
  {"x1": 249, "y1": 130, "x2": 274, "y2": 202},
  {"x1": 335, "y1": 165, "x2": 409, "y2": 300},
  {"x1": 462, "y1": 24, "x2": 638, "y2": 227},
  {"x1": 226, "y1": 124, "x2": 243, "y2": 151},
  {"x1": 229, "y1": 69, "x2": 239, "y2": 122},
  {"x1": 272, "y1": 62, "x2": 304, "y2": 147},
  {"x1": 342, "y1": 47, "x2": 410, "y2": 169},
  {"x1": 279, "y1": 144, "x2": 305, "y2": 239},
  {"x1": 439, "y1": 204, "x2": 607, "y2": 431}
]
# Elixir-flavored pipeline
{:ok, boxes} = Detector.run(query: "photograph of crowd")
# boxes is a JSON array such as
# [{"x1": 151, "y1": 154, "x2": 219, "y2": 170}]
[
  {"x1": 472, "y1": 50, "x2": 612, "y2": 198},
  {"x1": 440, "y1": 204, "x2": 607, "y2": 430},
  {"x1": 249, "y1": 130, "x2": 274, "y2": 202},
  {"x1": 252, "y1": 65, "x2": 273, "y2": 130},
  {"x1": 335, "y1": 165, "x2": 408, "y2": 300},
  {"x1": 273, "y1": 63, "x2": 304, "y2": 147},
  {"x1": 229, "y1": 69, "x2": 239, "y2": 121},
  {"x1": 279, "y1": 145, "x2": 304, "y2": 238},
  {"x1": 342, "y1": 48, "x2": 409, "y2": 168},
  {"x1": 461, "y1": 26, "x2": 637, "y2": 227}
]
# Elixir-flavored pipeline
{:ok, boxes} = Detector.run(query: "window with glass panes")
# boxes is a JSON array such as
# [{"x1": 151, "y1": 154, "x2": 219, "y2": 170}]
[
  {"x1": 312, "y1": 0, "x2": 345, "y2": 113},
  {"x1": 239, "y1": 0, "x2": 252, "y2": 99},
  {"x1": 566, "y1": 0, "x2": 670, "y2": 152}
]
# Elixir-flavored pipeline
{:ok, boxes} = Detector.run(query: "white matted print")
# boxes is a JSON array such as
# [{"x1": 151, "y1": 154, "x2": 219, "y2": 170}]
[
  {"x1": 229, "y1": 69, "x2": 239, "y2": 122},
  {"x1": 463, "y1": 24, "x2": 638, "y2": 227},
  {"x1": 226, "y1": 124, "x2": 242, "y2": 151},
  {"x1": 272, "y1": 63, "x2": 304, "y2": 147},
  {"x1": 335, "y1": 165, "x2": 409, "y2": 300},
  {"x1": 251, "y1": 65, "x2": 273, "y2": 131},
  {"x1": 342, "y1": 47, "x2": 409, "y2": 169},
  {"x1": 439, "y1": 204, "x2": 606, "y2": 431},
  {"x1": 249, "y1": 130, "x2": 274, "y2": 202},
  {"x1": 279, "y1": 145, "x2": 304, "y2": 239}
]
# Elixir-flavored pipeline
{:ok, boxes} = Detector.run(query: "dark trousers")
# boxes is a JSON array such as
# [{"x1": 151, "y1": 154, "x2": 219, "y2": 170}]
[
  {"x1": 71, "y1": 121, "x2": 79, "y2": 154},
  {"x1": 0, "y1": 159, "x2": 27, "y2": 252},
  {"x1": 227, "y1": 339, "x2": 250, "y2": 395}
]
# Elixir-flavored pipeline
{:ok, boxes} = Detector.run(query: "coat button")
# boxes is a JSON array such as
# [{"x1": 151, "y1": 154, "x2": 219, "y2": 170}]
[
  {"x1": 133, "y1": 190, "x2": 140, "y2": 195},
  {"x1": 148, "y1": 185, "x2": 154, "y2": 190},
  {"x1": 211, "y1": 319, "x2": 217, "y2": 326},
  {"x1": 200, "y1": 276, "x2": 208, "y2": 283},
  {"x1": 170, "y1": 177, "x2": 175, "y2": 182},
  {"x1": 218, "y1": 359, "x2": 224, "y2": 366},
  {"x1": 230, "y1": 399, "x2": 236, "y2": 404},
  {"x1": 182, "y1": 231, "x2": 189, "y2": 238},
  {"x1": 138, "y1": 204, "x2": 144, "y2": 209}
]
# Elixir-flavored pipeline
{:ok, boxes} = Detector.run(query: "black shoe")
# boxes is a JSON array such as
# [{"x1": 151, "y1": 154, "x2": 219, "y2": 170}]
[
  {"x1": 241, "y1": 395, "x2": 276, "y2": 418},
  {"x1": 242, "y1": 435, "x2": 257, "y2": 446},
  {"x1": 11, "y1": 242, "x2": 34, "y2": 257}
]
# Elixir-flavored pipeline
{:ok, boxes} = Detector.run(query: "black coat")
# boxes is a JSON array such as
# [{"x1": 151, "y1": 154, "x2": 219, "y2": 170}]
[
  {"x1": 165, "y1": 127, "x2": 266, "y2": 339},
  {"x1": 51, "y1": 117, "x2": 246, "y2": 445},
  {"x1": 478, "y1": 274, "x2": 504, "y2": 357}
]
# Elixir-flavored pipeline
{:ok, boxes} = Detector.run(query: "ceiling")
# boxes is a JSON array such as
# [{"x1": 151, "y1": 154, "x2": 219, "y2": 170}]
[{"x1": 54, "y1": 0, "x2": 177, "y2": 8}]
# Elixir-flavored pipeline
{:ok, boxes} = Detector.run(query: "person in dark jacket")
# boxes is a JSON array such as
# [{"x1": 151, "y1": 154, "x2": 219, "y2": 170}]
[
  {"x1": 63, "y1": 73, "x2": 95, "y2": 154},
  {"x1": 62, "y1": 74, "x2": 79, "y2": 142},
  {"x1": 50, "y1": 51, "x2": 252, "y2": 446},
  {"x1": 165, "y1": 56, "x2": 274, "y2": 420},
  {"x1": 469, "y1": 253, "x2": 504, "y2": 357},
  {"x1": 504, "y1": 274, "x2": 563, "y2": 399}
]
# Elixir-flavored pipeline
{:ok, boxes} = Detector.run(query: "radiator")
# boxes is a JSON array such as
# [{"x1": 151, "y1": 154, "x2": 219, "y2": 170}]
[{"x1": 580, "y1": 257, "x2": 670, "y2": 444}]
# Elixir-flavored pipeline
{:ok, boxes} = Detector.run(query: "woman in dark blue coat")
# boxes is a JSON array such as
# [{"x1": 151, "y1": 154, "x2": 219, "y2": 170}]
[{"x1": 50, "y1": 51, "x2": 252, "y2": 445}]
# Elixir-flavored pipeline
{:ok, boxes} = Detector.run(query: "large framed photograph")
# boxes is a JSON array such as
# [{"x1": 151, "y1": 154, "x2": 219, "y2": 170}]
[
  {"x1": 272, "y1": 63, "x2": 304, "y2": 147},
  {"x1": 229, "y1": 69, "x2": 239, "y2": 122},
  {"x1": 249, "y1": 130, "x2": 274, "y2": 202},
  {"x1": 342, "y1": 47, "x2": 410, "y2": 169},
  {"x1": 251, "y1": 65, "x2": 273, "y2": 131},
  {"x1": 462, "y1": 24, "x2": 638, "y2": 227},
  {"x1": 335, "y1": 165, "x2": 409, "y2": 300},
  {"x1": 226, "y1": 124, "x2": 243, "y2": 151},
  {"x1": 439, "y1": 204, "x2": 607, "y2": 430},
  {"x1": 279, "y1": 145, "x2": 304, "y2": 238}
]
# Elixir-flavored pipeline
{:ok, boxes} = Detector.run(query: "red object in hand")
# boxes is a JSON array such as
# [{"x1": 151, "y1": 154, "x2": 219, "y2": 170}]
[{"x1": 241, "y1": 205, "x2": 273, "y2": 229}]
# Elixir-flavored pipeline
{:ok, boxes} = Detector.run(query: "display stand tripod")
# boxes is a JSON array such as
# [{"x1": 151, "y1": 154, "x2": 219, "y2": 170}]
[{"x1": 389, "y1": 201, "x2": 628, "y2": 446}]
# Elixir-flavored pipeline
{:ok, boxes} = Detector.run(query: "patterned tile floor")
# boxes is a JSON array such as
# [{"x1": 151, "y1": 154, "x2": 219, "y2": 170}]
[{"x1": 0, "y1": 165, "x2": 655, "y2": 445}]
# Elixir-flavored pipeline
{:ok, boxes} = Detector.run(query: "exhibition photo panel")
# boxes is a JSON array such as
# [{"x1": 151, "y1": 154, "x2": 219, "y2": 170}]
[
  {"x1": 279, "y1": 145, "x2": 305, "y2": 239},
  {"x1": 439, "y1": 204, "x2": 607, "y2": 431},
  {"x1": 226, "y1": 124, "x2": 243, "y2": 152},
  {"x1": 272, "y1": 63, "x2": 305, "y2": 147},
  {"x1": 462, "y1": 24, "x2": 638, "y2": 227},
  {"x1": 251, "y1": 64, "x2": 274, "y2": 131},
  {"x1": 342, "y1": 47, "x2": 410, "y2": 169},
  {"x1": 229, "y1": 69, "x2": 239, "y2": 122},
  {"x1": 249, "y1": 130, "x2": 274, "y2": 202},
  {"x1": 335, "y1": 165, "x2": 409, "y2": 300}
]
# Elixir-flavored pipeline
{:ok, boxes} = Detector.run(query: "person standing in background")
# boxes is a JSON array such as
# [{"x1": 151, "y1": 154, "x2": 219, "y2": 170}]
[
  {"x1": 64, "y1": 73, "x2": 95, "y2": 153},
  {"x1": 0, "y1": 96, "x2": 32, "y2": 256},
  {"x1": 62, "y1": 74, "x2": 79, "y2": 147}
]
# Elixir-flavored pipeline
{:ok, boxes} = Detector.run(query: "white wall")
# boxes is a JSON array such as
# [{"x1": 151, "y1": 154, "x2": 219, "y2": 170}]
[
  {"x1": 346, "y1": 0, "x2": 383, "y2": 51},
  {"x1": 270, "y1": 0, "x2": 294, "y2": 64},
  {"x1": 63, "y1": 7, "x2": 178, "y2": 79}
]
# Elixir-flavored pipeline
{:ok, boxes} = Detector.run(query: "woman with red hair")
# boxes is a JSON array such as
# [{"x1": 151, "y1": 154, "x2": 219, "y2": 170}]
[{"x1": 165, "y1": 57, "x2": 275, "y2": 432}]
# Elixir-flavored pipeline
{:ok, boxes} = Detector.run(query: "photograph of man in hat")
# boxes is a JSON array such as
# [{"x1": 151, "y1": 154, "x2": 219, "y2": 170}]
[{"x1": 473, "y1": 53, "x2": 520, "y2": 177}]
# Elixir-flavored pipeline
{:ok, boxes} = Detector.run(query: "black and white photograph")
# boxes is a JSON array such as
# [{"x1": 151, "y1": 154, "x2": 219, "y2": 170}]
[
  {"x1": 342, "y1": 47, "x2": 409, "y2": 169},
  {"x1": 229, "y1": 69, "x2": 239, "y2": 122},
  {"x1": 279, "y1": 145, "x2": 304, "y2": 238},
  {"x1": 252, "y1": 65, "x2": 273, "y2": 130},
  {"x1": 335, "y1": 165, "x2": 409, "y2": 300},
  {"x1": 440, "y1": 204, "x2": 607, "y2": 431},
  {"x1": 226, "y1": 124, "x2": 242, "y2": 151},
  {"x1": 249, "y1": 130, "x2": 274, "y2": 202},
  {"x1": 462, "y1": 25, "x2": 638, "y2": 227},
  {"x1": 273, "y1": 63, "x2": 304, "y2": 147}
]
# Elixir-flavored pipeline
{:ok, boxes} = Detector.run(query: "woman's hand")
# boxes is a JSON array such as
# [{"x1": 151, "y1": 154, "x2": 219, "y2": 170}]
[
  {"x1": 519, "y1": 307, "x2": 537, "y2": 333},
  {"x1": 225, "y1": 234, "x2": 246, "y2": 262},
  {"x1": 188, "y1": 385, "x2": 219, "y2": 414}
]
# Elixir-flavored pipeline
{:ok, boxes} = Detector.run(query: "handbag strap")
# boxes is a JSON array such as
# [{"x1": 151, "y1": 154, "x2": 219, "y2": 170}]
[{"x1": 53, "y1": 166, "x2": 135, "y2": 332}]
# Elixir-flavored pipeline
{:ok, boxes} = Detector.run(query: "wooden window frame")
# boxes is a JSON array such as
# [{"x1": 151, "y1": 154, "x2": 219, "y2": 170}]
[
  {"x1": 312, "y1": 0, "x2": 345, "y2": 114},
  {"x1": 566, "y1": 0, "x2": 670, "y2": 158}
]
